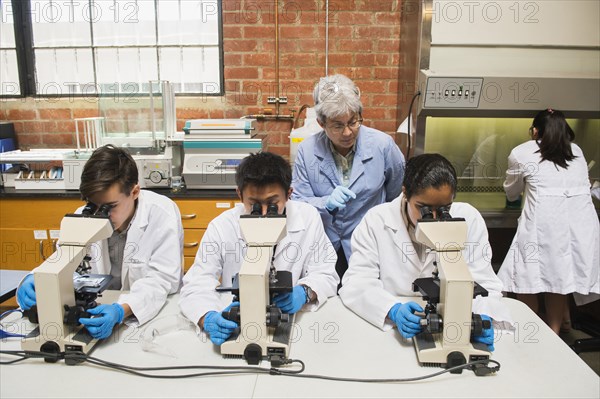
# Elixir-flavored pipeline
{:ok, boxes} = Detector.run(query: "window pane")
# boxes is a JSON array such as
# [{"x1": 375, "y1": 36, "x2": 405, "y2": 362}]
[
  {"x1": 159, "y1": 46, "x2": 220, "y2": 94},
  {"x1": 21, "y1": 0, "x2": 221, "y2": 96},
  {"x1": 35, "y1": 48, "x2": 94, "y2": 95},
  {"x1": 157, "y1": 0, "x2": 219, "y2": 45},
  {"x1": 1, "y1": 2, "x2": 16, "y2": 48},
  {"x1": 92, "y1": 0, "x2": 156, "y2": 46},
  {"x1": 31, "y1": 0, "x2": 91, "y2": 47},
  {"x1": 95, "y1": 47, "x2": 158, "y2": 94},
  {"x1": 0, "y1": 50, "x2": 20, "y2": 95}
]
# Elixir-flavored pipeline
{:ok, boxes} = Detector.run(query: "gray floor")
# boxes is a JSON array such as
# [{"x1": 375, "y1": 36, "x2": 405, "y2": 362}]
[{"x1": 559, "y1": 328, "x2": 600, "y2": 377}]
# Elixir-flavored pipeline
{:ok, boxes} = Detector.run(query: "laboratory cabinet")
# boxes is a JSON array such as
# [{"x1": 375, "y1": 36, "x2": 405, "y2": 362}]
[
  {"x1": 0, "y1": 198, "x2": 83, "y2": 270},
  {"x1": 0, "y1": 194, "x2": 236, "y2": 273},
  {"x1": 176, "y1": 198, "x2": 236, "y2": 271}
]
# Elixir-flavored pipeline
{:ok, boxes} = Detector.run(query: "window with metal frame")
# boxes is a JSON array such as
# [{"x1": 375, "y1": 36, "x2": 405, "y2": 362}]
[{"x1": 0, "y1": 0, "x2": 223, "y2": 97}]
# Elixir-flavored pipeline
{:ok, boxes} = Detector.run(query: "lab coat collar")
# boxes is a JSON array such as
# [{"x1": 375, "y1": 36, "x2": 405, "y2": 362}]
[
  {"x1": 314, "y1": 127, "x2": 375, "y2": 188},
  {"x1": 382, "y1": 196, "x2": 404, "y2": 231},
  {"x1": 383, "y1": 195, "x2": 432, "y2": 271},
  {"x1": 118, "y1": 191, "x2": 150, "y2": 289},
  {"x1": 130, "y1": 191, "x2": 150, "y2": 230},
  {"x1": 347, "y1": 126, "x2": 374, "y2": 189},
  {"x1": 283, "y1": 201, "x2": 307, "y2": 233},
  {"x1": 314, "y1": 132, "x2": 341, "y2": 186}
]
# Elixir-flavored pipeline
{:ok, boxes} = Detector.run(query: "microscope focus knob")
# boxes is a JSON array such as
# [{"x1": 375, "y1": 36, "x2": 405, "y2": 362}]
[
  {"x1": 222, "y1": 306, "x2": 241, "y2": 324},
  {"x1": 421, "y1": 313, "x2": 443, "y2": 334},
  {"x1": 470, "y1": 313, "x2": 490, "y2": 336},
  {"x1": 266, "y1": 306, "x2": 288, "y2": 327}
]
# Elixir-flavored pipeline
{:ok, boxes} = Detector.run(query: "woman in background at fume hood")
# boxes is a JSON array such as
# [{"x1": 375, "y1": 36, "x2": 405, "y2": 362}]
[{"x1": 498, "y1": 109, "x2": 600, "y2": 335}]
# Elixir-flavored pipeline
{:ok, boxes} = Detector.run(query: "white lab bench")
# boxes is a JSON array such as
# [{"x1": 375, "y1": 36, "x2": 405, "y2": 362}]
[
  {"x1": 1, "y1": 295, "x2": 598, "y2": 398},
  {"x1": 0, "y1": 270, "x2": 28, "y2": 303}
]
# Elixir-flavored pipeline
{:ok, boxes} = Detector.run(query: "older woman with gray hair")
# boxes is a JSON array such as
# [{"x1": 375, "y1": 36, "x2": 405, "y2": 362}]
[{"x1": 292, "y1": 74, "x2": 405, "y2": 288}]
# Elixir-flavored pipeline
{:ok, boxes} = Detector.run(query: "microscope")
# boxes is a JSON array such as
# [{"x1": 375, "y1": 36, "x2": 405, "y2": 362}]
[
  {"x1": 218, "y1": 203, "x2": 294, "y2": 365},
  {"x1": 21, "y1": 203, "x2": 114, "y2": 361},
  {"x1": 411, "y1": 205, "x2": 491, "y2": 372}
]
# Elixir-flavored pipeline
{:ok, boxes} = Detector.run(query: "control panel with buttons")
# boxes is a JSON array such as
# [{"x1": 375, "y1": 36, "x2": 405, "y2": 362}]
[{"x1": 423, "y1": 77, "x2": 484, "y2": 109}]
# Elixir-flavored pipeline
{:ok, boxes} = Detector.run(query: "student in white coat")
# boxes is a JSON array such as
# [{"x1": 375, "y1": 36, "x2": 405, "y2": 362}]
[
  {"x1": 498, "y1": 109, "x2": 599, "y2": 334},
  {"x1": 17, "y1": 145, "x2": 183, "y2": 338},
  {"x1": 340, "y1": 154, "x2": 511, "y2": 349},
  {"x1": 292, "y1": 74, "x2": 405, "y2": 287},
  {"x1": 179, "y1": 152, "x2": 339, "y2": 345}
]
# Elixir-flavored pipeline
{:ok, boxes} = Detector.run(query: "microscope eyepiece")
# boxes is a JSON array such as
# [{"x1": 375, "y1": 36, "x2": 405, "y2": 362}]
[
  {"x1": 81, "y1": 202, "x2": 98, "y2": 215},
  {"x1": 96, "y1": 204, "x2": 112, "y2": 217},
  {"x1": 250, "y1": 203, "x2": 262, "y2": 215},
  {"x1": 266, "y1": 203, "x2": 278, "y2": 216},
  {"x1": 419, "y1": 205, "x2": 434, "y2": 220},
  {"x1": 437, "y1": 205, "x2": 452, "y2": 220}
]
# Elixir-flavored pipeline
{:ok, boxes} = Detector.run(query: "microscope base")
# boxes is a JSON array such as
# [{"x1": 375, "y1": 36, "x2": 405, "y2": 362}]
[
  {"x1": 414, "y1": 332, "x2": 490, "y2": 372},
  {"x1": 20, "y1": 290, "x2": 120, "y2": 361},
  {"x1": 21, "y1": 326, "x2": 98, "y2": 362},
  {"x1": 221, "y1": 314, "x2": 295, "y2": 365}
]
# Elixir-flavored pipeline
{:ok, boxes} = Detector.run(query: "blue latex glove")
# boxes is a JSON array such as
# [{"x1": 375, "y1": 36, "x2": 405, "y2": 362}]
[
  {"x1": 472, "y1": 314, "x2": 495, "y2": 352},
  {"x1": 79, "y1": 303, "x2": 125, "y2": 340},
  {"x1": 203, "y1": 302, "x2": 240, "y2": 346},
  {"x1": 325, "y1": 185, "x2": 357, "y2": 212},
  {"x1": 273, "y1": 286, "x2": 308, "y2": 314},
  {"x1": 388, "y1": 302, "x2": 424, "y2": 339},
  {"x1": 17, "y1": 274, "x2": 36, "y2": 310}
]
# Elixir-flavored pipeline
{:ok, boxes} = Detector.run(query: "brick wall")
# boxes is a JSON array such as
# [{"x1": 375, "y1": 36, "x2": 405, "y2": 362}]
[{"x1": 0, "y1": 0, "x2": 420, "y2": 159}]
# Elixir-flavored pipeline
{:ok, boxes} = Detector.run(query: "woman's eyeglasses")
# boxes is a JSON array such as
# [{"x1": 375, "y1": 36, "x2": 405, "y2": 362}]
[{"x1": 326, "y1": 119, "x2": 363, "y2": 135}]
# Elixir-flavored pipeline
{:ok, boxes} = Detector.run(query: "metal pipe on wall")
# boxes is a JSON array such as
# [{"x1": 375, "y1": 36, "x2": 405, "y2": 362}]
[
  {"x1": 242, "y1": 0, "x2": 294, "y2": 121},
  {"x1": 275, "y1": 0, "x2": 280, "y2": 116},
  {"x1": 325, "y1": 0, "x2": 329, "y2": 75},
  {"x1": 241, "y1": 114, "x2": 294, "y2": 120}
]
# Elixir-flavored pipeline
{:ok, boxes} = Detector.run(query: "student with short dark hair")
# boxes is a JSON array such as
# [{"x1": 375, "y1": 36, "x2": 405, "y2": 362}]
[
  {"x1": 340, "y1": 154, "x2": 511, "y2": 349},
  {"x1": 179, "y1": 152, "x2": 339, "y2": 345},
  {"x1": 498, "y1": 109, "x2": 599, "y2": 334},
  {"x1": 17, "y1": 145, "x2": 184, "y2": 339}
]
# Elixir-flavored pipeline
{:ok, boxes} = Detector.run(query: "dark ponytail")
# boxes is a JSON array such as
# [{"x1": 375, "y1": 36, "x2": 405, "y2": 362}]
[{"x1": 533, "y1": 109, "x2": 576, "y2": 169}]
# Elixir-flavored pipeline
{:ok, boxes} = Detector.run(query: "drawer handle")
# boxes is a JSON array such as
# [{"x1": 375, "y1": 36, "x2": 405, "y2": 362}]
[
  {"x1": 184, "y1": 242, "x2": 199, "y2": 248},
  {"x1": 39, "y1": 240, "x2": 47, "y2": 260},
  {"x1": 181, "y1": 214, "x2": 197, "y2": 220}
]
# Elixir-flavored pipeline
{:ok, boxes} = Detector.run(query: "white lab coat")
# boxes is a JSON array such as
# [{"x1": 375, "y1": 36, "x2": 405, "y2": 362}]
[
  {"x1": 498, "y1": 140, "x2": 600, "y2": 298},
  {"x1": 179, "y1": 200, "x2": 339, "y2": 325},
  {"x1": 85, "y1": 190, "x2": 184, "y2": 325},
  {"x1": 339, "y1": 195, "x2": 510, "y2": 331}
]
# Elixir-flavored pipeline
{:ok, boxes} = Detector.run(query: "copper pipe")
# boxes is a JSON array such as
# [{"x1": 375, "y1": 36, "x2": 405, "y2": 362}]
[
  {"x1": 241, "y1": 114, "x2": 295, "y2": 120},
  {"x1": 325, "y1": 0, "x2": 329, "y2": 75},
  {"x1": 274, "y1": 0, "x2": 280, "y2": 116}
]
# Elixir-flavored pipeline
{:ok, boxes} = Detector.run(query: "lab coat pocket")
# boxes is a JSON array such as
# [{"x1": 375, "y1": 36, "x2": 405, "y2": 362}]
[{"x1": 125, "y1": 261, "x2": 148, "y2": 283}]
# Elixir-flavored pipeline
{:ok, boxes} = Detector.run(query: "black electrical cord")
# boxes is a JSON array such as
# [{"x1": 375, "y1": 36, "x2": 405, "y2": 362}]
[
  {"x1": 0, "y1": 349, "x2": 304, "y2": 379},
  {"x1": 0, "y1": 350, "x2": 61, "y2": 364},
  {"x1": 1, "y1": 349, "x2": 499, "y2": 381},
  {"x1": 79, "y1": 354, "x2": 305, "y2": 379},
  {"x1": 273, "y1": 359, "x2": 500, "y2": 382},
  {"x1": 0, "y1": 355, "x2": 30, "y2": 365},
  {"x1": 406, "y1": 91, "x2": 422, "y2": 160}
]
